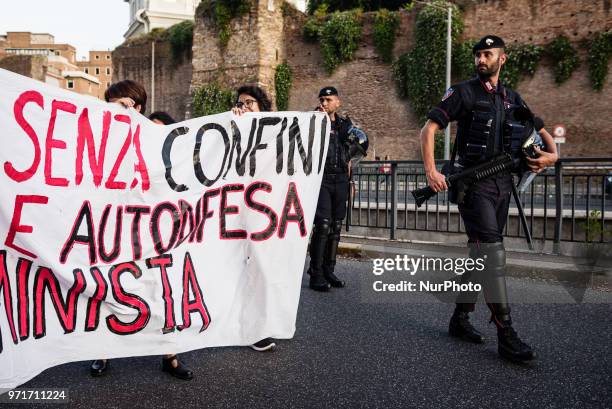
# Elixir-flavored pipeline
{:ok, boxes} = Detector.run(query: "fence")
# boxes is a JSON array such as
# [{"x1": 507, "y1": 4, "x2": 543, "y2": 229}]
[{"x1": 349, "y1": 158, "x2": 612, "y2": 245}]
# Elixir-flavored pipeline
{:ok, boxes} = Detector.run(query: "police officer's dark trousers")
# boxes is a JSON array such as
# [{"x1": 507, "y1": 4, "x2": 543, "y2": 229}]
[
  {"x1": 309, "y1": 173, "x2": 349, "y2": 290},
  {"x1": 456, "y1": 175, "x2": 512, "y2": 324}
]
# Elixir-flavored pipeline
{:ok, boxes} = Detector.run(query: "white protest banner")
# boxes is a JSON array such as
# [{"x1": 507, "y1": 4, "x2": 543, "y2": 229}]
[{"x1": 0, "y1": 68, "x2": 329, "y2": 389}]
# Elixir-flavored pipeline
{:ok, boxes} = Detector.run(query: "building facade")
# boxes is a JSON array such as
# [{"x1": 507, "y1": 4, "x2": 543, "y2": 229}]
[
  {"x1": 0, "y1": 32, "x2": 106, "y2": 99},
  {"x1": 122, "y1": 0, "x2": 307, "y2": 40},
  {"x1": 77, "y1": 51, "x2": 113, "y2": 99},
  {"x1": 123, "y1": 0, "x2": 202, "y2": 39}
]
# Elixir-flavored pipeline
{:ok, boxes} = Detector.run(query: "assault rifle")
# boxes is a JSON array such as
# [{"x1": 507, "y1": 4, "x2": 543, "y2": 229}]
[
  {"x1": 411, "y1": 153, "x2": 535, "y2": 249},
  {"x1": 411, "y1": 154, "x2": 515, "y2": 207}
]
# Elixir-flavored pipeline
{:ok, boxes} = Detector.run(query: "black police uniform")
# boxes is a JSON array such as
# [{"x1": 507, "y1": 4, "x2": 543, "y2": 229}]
[
  {"x1": 427, "y1": 74, "x2": 536, "y2": 361},
  {"x1": 308, "y1": 114, "x2": 353, "y2": 291}
]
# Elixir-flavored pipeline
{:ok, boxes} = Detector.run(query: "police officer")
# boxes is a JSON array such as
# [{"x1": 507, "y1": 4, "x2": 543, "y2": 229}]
[
  {"x1": 308, "y1": 86, "x2": 357, "y2": 292},
  {"x1": 419, "y1": 35, "x2": 558, "y2": 362}
]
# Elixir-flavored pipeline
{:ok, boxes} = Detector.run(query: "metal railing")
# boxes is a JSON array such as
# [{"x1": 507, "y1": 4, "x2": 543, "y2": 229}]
[{"x1": 349, "y1": 158, "x2": 612, "y2": 245}]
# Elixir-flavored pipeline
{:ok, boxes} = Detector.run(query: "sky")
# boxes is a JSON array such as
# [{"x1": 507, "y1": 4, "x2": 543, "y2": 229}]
[{"x1": 0, "y1": 1, "x2": 129, "y2": 60}]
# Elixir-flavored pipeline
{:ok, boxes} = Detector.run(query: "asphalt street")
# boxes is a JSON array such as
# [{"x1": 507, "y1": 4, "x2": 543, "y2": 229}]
[{"x1": 6, "y1": 257, "x2": 612, "y2": 409}]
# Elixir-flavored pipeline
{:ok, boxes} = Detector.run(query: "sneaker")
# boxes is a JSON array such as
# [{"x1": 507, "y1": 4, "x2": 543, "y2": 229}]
[{"x1": 250, "y1": 338, "x2": 276, "y2": 352}]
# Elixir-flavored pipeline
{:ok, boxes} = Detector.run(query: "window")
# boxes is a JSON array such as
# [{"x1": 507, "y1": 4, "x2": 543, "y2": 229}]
[
  {"x1": 95, "y1": 67, "x2": 100, "y2": 75},
  {"x1": 106, "y1": 67, "x2": 111, "y2": 75},
  {"x1": 84, "y1": 68, "x2": 89, "y2": 74},
  {"x1": 55, "y1": 50, "x2": 60, "y2": 56},
  {"x1": 95, "y1": 55, "x2": 99, "y2": 60},
  {"x1": 106, "y1": 55, "x2": 110, "y2": 60},
  {"x1": 67, "y1": 80, "x2": 74, "y2": 89}
]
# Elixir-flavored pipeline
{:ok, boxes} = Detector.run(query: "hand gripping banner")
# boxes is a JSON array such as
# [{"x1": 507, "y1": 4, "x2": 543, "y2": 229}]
[{"x1": 0, "y1": 69, "x2": 329, "y2": 389}]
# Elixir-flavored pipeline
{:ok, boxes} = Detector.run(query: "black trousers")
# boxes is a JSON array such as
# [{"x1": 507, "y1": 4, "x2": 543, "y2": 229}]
[
  {"x1": 458, "y1": 174, "x2": 512, "y2": 243},
  {"x1": 455, "y1": 174, "x2": 513, "y2": 320},
  {"x1": 314, "y1": 173, "x2": 349, "y2": 223}
]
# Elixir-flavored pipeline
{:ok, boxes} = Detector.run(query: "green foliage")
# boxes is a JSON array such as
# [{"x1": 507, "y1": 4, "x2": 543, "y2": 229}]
[
  {"x1": 303, "y1": 17, "x2": 324, "y2": 42},
  {"x1": 580, "y1": 210, "x2": 612, "y2": 242},
  {"x1": 192, "y1": 83, "x2": 234, "y2": 117},
  {"x1": 587, "y1": 31, "x2": 612, "y2": 91},
  {"x1": 197, "y1": 0, "x2": 250, "y2": 47},
  {"x1": 373, "y1": 9, "x2": 400, "y2": 63},
  {"x1": 275, "y1": 63, "x2": 293, "y2": 111},
  {"x1": 392, "y1": 1, "x2": 463, "y2": 122},
  {"x1": 392, "y1": 52, "x2": 411, "y2": 98},
  {"x1": 307, "y1": 0, "x2": 409, "y2": 14},
  {"x1": 320, "y1": 10, "x2": 363, "y2": 73},
  {"x1": 499, "y1": 44, "x2": 543, "y2": 89},
  {"x1": 168, "y1": 21, "x2": 194, "y2": 63},
  {"x1": 452, "y1": 39, "x2": 477, "y2": 81},
  {"x1": 302, "y1": 4, "x2": 329, "y2": 42},
  {"x1": 547, "y1": 35, "x2": 580, "y2": 84}
]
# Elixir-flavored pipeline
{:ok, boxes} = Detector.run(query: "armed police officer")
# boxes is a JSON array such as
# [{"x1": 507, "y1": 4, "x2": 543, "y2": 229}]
[
  {"x1": 308, "y1": 86, "x2": 368, "y2": 292},
  {"x1": 419, "y1": 35, "x2": 558, "y2": 362}
]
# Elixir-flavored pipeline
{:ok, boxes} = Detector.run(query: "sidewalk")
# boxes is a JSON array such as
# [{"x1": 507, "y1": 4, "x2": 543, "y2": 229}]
[{"x1": 338, "y1": 234, "x2": 612, "y2": 291}]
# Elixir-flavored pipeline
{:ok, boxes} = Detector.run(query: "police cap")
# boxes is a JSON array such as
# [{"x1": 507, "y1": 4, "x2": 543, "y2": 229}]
[
  {"x1": 318, "y1": 86, "x2": 339, "y2": 98},
  {"x1": 472, "y1": 35, "x2": 506, "y2": 54}
]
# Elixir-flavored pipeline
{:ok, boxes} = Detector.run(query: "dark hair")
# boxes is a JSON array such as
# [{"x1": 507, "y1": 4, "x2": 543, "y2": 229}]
[
  {"x1": 236, "y1": 85, "x2": 272, "y2": 112},
  {"x1": 105, "y1": 80, "x2": 147, "y2": 113},
  {"x1": 149, "y1": 111, "x2": 176, "y2": 125}
]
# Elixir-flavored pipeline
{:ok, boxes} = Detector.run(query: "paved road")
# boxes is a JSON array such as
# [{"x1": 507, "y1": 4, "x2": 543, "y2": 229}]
[{"x1": 9, "y1": 258, "x2": 612, "y2": 409}]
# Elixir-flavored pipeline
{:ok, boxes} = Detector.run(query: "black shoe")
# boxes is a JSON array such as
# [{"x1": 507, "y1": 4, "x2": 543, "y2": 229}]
[
  {"x1": 90, "y1": 359, "x2": 109, "y2": 377},
  {"x1": 324, "y1": 271, "x2": 345, "y2": 288},
  {"x1": 449, "y1": 311, "x2": 485, "y2": 344},
  {"x1": 309, "y1": 274, "x2": 331, "y2": 292},
  {"x1": 250, "y1": 338, "x2": 277, "y2": 352},
  {"x1": 497, "y1": 325, "x2": 536, "y2": 362},
  {"x1": 162, "y1": 355, "x2": 193, "y2": 380}
]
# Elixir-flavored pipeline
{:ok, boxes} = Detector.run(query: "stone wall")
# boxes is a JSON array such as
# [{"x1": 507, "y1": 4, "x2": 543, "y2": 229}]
[
  {"x1": 184, "y1": 0, "x2": 612, "y2": 158},
  {"x1": 283, "y1": 9, "x2": 420, "y2": 160},
  {"x1": 0, "y1": 55, "x2": 47, "y2": 82},
  {"x1": 461, "y1": 0, "x2": 612, "y2": 158},
  {"x1": 112, "y1": 38, "x2": 192, "y2": 121},
  {"x1": 280, "y1": 1, "x2": 612, "y2": 159},
  {"x1": 190, "y1": 0, "x2": 286, "y2": 106}
]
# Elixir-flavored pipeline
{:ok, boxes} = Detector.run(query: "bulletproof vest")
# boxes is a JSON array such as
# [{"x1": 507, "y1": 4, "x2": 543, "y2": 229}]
[
  {"x1": 503, "y1": 105, "x2": 535, "y2": 162},
  {"x1": 324, "y1": 117, "x2": 351, "y2": 174},
  {"x1": 456, "y1": 80, "x2": 506, "y2": 166}
]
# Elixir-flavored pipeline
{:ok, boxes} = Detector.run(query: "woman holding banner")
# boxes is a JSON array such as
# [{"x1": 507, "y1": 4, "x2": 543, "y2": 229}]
[
  {"x1": 89, "y1": 82, "x2": 193, "y2": 380},
  {"x1": 231, "y1": 84, "x2": 277, "y2": 353}
]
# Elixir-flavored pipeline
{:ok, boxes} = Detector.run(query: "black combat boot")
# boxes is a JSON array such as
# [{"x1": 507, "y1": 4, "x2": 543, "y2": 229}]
[
  {"x1": 308, "y1": 220, "x2": 331, "y2": 292},
  {"x1": 495, "y1": 317, "x2": 536, "y2": 362},
  {"x1": 449, "y1": 306, "x2": 485, "y2": 344},
  {"x1": 322, "y1": 219, "x2": 345, "y2": 288}
]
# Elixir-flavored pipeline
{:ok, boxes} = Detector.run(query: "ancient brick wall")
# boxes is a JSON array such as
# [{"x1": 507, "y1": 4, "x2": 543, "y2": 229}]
[
  {"x1": 461, "y1": 0, "x2": 612, "y2": 158},
  {"x1": 283, "y1": 9, "x2": 420, "y2": 160},
  {"x1": 188, "y1": 0, "x2": 612, "y2": 158},
  {"x1": 190, "y1": 0, "x2": 286, "y2": 108},
  {"x1": 0, "y1": 55, "x2": 47, "y2": 82},
  {"x1": 112, "y1": 38, "x2": 192, "y2": 121}
]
